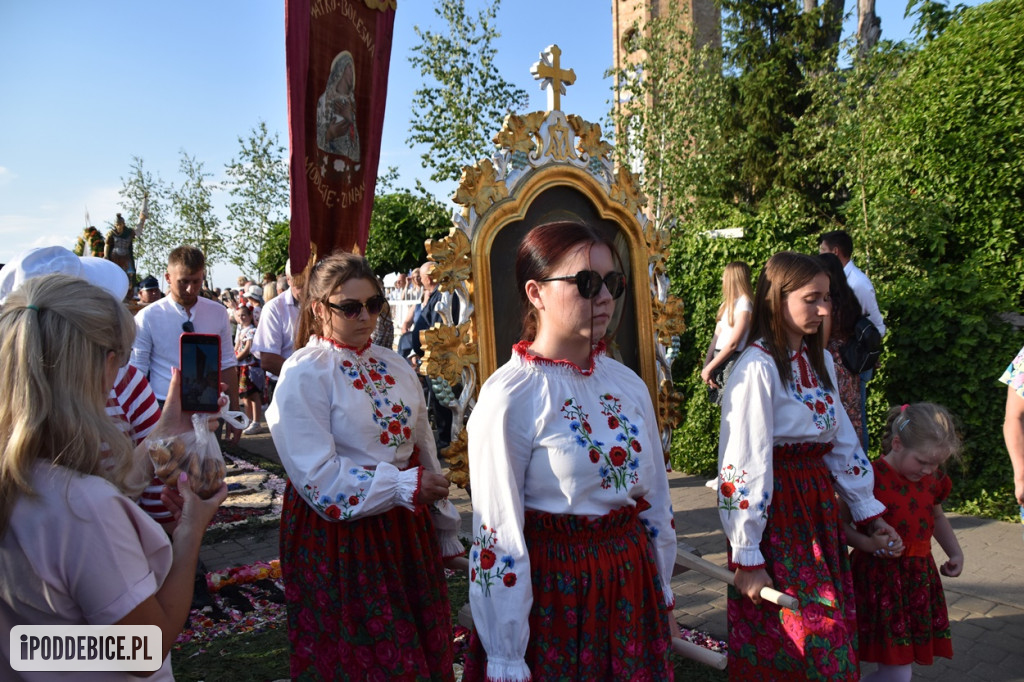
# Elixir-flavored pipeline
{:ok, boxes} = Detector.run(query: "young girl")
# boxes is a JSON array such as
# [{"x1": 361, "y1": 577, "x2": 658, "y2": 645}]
[
  {"x1": 463, "y1": 221, "x2": 678, "y2": 681},
  {"x1": 818, "y1": 252, "x2": 865, "y2": 442},
  {"x1": 234, "y1": 305, "x2": 266, "y2": 435},
  {"x1": 844, "y1": 402, "x2": 964, "y2": 682},
  {"x1": 701, "y1": 261, "x2": 754, "y2": 405},
  {"x1": 717, "y1": 251, "x2": 897, "y2": 681}
]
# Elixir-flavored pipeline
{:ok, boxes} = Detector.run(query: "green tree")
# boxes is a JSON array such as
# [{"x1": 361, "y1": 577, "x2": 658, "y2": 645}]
[
  {"x1": 118, "y1": 156, "x2": 171, "y2": 278},
  {"x1": 365, "y1": 185, "x2": 451, "y2": 276},
  {"x1": 224, "y1": 121, "x2": 289, "y2": 278},
  {"x1": 168, "y1": 151, "x2": 226, "y2": 277},
  {"x1": 825, "y1": 0, "x2": 1024, "y2": 517},
  {"x1": 615, "y1": 0, "x2": 1024, "y2": 519},
  {"x1": 407, "y1": 0, "x2": 529, "y2": 185}
]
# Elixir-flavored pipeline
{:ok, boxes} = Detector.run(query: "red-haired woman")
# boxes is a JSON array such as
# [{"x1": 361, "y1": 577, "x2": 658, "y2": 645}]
[{"x1": 463, "y1": 222, "x2": 677, "y2": 681}]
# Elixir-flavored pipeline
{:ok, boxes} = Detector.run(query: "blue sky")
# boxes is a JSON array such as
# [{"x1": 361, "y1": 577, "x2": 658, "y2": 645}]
[{"x1": 0, "y1": 1, "x2": 983, "y2": 288}]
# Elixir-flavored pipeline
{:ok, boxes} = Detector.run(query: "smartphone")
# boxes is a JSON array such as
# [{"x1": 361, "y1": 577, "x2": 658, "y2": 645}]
[{"x1": 179, "y1": 333, "x2": 221, "y2": 413}]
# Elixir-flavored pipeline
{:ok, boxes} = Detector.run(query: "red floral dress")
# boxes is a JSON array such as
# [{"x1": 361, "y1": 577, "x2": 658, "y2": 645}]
[{"x1": 852, "y1": 458, "x2": 954, "y2": 665}]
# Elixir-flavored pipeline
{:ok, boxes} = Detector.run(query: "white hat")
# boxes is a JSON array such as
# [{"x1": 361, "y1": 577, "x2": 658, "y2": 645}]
[
  {"x1": 244, "y1": 284, "x2": 264, "y2": 304},
  {"x1": 0, "y1": 246, "x2": 129, "y2": 305}
]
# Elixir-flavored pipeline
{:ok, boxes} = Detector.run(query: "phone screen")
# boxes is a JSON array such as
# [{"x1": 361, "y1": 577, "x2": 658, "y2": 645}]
[{"x1": 180, "y1": 333, "x2": 221, "y2": 413}]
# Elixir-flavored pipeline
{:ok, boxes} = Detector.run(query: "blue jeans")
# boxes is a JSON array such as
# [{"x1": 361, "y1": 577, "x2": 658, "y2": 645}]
[{"x1": 858, "y1": 368, "x2": 873, "y2": 453}]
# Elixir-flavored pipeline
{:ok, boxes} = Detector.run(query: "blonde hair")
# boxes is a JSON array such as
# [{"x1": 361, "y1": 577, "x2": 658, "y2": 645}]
[
  {"x1": 881, "y1": 402, "x2": 961, "y2": 463},
  {"x1": 716, "y1": 261, "x2": 753, "y2": 327},
  {"x1": 0, "y1": 275, "x2": 141, "y2": 535}
]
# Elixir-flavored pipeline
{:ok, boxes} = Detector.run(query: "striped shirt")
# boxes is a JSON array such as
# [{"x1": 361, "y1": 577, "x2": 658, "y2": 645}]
[{"x1": 106, "y1": 365, "x2": 171, "y2": 524}]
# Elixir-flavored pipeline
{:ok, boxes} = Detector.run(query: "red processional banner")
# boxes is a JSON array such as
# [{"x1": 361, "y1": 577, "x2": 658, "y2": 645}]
[{"x1": 286, "y1": 0, "x2": 397, "y2": 268}]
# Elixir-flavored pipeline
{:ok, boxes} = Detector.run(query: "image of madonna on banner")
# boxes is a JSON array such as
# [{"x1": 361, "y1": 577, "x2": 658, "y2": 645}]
[{"x1": 286, "y1": 0, "x2": 397, "y2": 265}]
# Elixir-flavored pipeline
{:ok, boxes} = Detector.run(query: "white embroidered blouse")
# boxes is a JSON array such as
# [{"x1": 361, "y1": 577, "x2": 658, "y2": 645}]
[
  {"x1": 467, "y1": 342, "x2": 677, "y2": 681},
  {"x1": 717, "y1": 340, "x2": 884, "y2": 568},
  {"x1": 266, "y1": 336, "x2": 463, "y2": 558}
]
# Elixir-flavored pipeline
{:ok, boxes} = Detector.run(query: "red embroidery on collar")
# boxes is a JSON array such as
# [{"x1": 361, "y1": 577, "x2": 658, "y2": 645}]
[
  {"x1": 316, "y1": 335, "x2": 372, "y2": 354},
  {"x1": 752, "y1": 341, "x2": 817, "y2": 388},
  {"x1": 512, "y1": 340, "x2": 607, "y2": 376}
]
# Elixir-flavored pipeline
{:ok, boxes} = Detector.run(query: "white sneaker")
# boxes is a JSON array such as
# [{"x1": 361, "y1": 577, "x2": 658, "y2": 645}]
[{"x1": 242, "y1": 422, "x2": 265, "y2": 435}]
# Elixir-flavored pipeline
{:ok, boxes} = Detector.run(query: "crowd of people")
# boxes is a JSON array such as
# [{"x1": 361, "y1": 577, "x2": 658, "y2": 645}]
[{"x1": 0, "y1": 222, "x2": 1020, "y2": 681}]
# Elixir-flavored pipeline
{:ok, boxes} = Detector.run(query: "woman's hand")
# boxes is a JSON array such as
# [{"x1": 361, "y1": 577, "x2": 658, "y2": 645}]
[
  {"x1": 170, "y1": 471, "x2": 227, "y2": 541},
  {"x1": 415, "y1": 471, "x2": 451, "y2": 505},
  {"x1": 150, "y1": 369, "x2": 228, "y2": 439},
  {"x1": 700, "y1": 366, "x2": 718, "y2": 389},
  {"x1": 866, "y1": 517, "x2": 904, "y2": 558},
  {"x1": 734, "y1": 567, "x2": 773, "y2": 604}
]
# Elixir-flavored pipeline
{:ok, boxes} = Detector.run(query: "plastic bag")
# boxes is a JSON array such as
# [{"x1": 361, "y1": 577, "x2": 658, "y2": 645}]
[{"x1": 148, "y1": 396, "x2": 249, "y2": 499}]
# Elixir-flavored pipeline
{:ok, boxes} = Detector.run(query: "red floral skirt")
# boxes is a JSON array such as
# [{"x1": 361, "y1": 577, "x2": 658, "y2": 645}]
[
  {"x1": 727, "y1": 442, "x2": 859, "y2": 681},
  {"x1": 463, "y1": 504, "x2": 672, "y2": 681},
  {"x1": 852, "y1": 549, "x2": 952, "y2": 665},
  {"x1": 280, "y1": 482, "x2": 454, "y2": 681}
]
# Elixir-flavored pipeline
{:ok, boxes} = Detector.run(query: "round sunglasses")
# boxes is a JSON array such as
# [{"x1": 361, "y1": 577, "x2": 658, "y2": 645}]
[
  {"x1": 325, "y1": 295, "x2": 387, "y2": 319},
  {"x1": 539, "y1": 270, "x2": 627, "y2": 300}
]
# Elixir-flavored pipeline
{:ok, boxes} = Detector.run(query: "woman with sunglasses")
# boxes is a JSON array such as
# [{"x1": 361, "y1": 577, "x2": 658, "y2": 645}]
[
  {"x1": 463, "y1": 222, "x2": 678, "y2": 681},
  {"x1": 266, "y1": 252, "x2": 464, "y2": 680}
]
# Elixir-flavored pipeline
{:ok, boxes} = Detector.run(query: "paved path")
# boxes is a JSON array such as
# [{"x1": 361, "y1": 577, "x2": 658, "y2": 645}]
[{"x1": 204, "y1": 432, "x2": 1024, "y2": 681}]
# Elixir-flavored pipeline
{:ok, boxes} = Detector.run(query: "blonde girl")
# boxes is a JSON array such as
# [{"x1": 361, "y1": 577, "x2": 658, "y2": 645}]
[
  {"x1": 845, "y1": 402, "x2": 964, "y2": 682},
  {"x1": 701, "y1": 261, "x2": 753, "y2": 404},
  {"x1": 0, "y1": 274, "x2": 226, "y2": 680}
]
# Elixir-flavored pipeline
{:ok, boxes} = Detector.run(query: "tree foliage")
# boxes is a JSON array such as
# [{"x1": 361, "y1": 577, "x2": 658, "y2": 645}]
[
  {"x1": 365, "y1": 186, "x2": 451, "y2": 276},
  {"x1": 168, "y1": 151, "x2": 226, "y2": 277},
  {"x1": 118, "y1": 156, "x2": 171, "y2": 278},
  {"x1": 224, "y1": 121, "x2": 289, "y2": 278},
  {"x1": 407, "y1": 0, "x2": 530, "y2": 185},
  {"x1": 618, "y1": 0, "x2": 1024, "y2": 518}
]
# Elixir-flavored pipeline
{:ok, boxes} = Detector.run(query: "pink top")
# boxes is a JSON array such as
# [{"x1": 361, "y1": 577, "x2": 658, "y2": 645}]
[{"x1": 0, "y1": 463, "x2": 173, "y2": 680}]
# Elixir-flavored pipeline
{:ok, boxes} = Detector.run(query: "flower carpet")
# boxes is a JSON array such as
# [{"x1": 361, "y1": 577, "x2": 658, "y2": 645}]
[{"x1": 206, "y1": 453, "x2": 285, "y2": 531}]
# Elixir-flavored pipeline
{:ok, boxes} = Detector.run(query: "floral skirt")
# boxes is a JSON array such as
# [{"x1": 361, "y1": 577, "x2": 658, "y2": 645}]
[
  {"x1": 463, "y1": 504, "x2": 672, "y2": 681},
  {"x1": 852, "y1": 550, "x2": 952, "y2": 665},
  {"x1": 280, "y1": 482, "x2": 454, "y2": 681},
  {"x1": 727, "y1": 442, "x2": 859, "y2": 681}
]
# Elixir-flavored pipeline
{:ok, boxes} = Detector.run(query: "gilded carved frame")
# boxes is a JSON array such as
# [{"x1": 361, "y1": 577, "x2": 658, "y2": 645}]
[{"x1": 419, "y1": 94, "x2": 685, "y2": 488}]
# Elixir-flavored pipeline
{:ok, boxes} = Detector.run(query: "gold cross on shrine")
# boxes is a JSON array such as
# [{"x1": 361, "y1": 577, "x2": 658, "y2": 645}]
[{"x1": 530, "y1": 44, "x2": 576, "y2": 112}]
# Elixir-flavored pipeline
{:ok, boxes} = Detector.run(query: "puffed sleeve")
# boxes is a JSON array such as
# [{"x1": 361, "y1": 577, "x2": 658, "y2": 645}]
[
  {"x1": 404, "y1": 363, "x2": 464, "y2": 559},
  {"x1": 267, "y1": 351, "x2": 421, "y2": 522},
  {"x1": 821, "y1": 355, "x2": 885, "y2": 522},
  {"x1": 717, "y1": 356, "x2": 775, "y2": 568},
  {"x1": 466, "y1": 374, "x2": 535, "y2": 682}
]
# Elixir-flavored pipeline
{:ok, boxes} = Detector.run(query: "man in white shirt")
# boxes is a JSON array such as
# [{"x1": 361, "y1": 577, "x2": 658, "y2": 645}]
[
  {"x1": 819, "y1": 230, "x2": 886, "y2": 451},
  {"x1": 131, "y1": 245, "x2": 241, "y2": 443},
  {"x1": 252, "y1": 260, "x2": 304, "y2": 395}
]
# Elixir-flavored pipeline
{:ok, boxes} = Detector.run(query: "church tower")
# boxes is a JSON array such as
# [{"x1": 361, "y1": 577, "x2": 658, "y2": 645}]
[{"x1": 612, "y1": 0, "x2": 720, "y2": 77}]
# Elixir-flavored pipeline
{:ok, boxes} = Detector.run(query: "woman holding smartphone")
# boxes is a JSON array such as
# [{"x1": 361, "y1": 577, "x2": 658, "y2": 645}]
[{"x1": 267, "y1": 252, "x2": 464, "y2": 680}]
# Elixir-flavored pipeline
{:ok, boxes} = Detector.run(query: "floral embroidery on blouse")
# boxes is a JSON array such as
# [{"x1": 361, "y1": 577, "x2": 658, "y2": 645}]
[
  {"x1": 1001, "y1": 344, "x2": 1024, "y2": 399},
  {"x1": 470, "y1": 524, "x2": 517, "y2": 597},
  {"x1": 560, "y1": 394, "x2": 641, "y2": 492},
  {"x1": 717, "y1": 463, "x2": 763, "y2": 518},
  {"x1": 339, "y1": 355, "x2": 411, "y2": 449},
  {"x1": 302, "y1": 472, "x2": 374, "y2": 520},
  {"x1": 789, "y1": 349, "x2": 837, "y2": 432}
]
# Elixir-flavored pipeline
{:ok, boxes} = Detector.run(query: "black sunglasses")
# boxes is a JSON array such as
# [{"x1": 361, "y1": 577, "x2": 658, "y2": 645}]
[
  {"x1": 182, "y1": 320, "x2": 195, "y2": 333},
  {"x1": 326, "y1": 295, "x2": 387, "y2": 319},
  {"x1": 539, "y1": 270, "x2": 627, "y2": 300}
]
